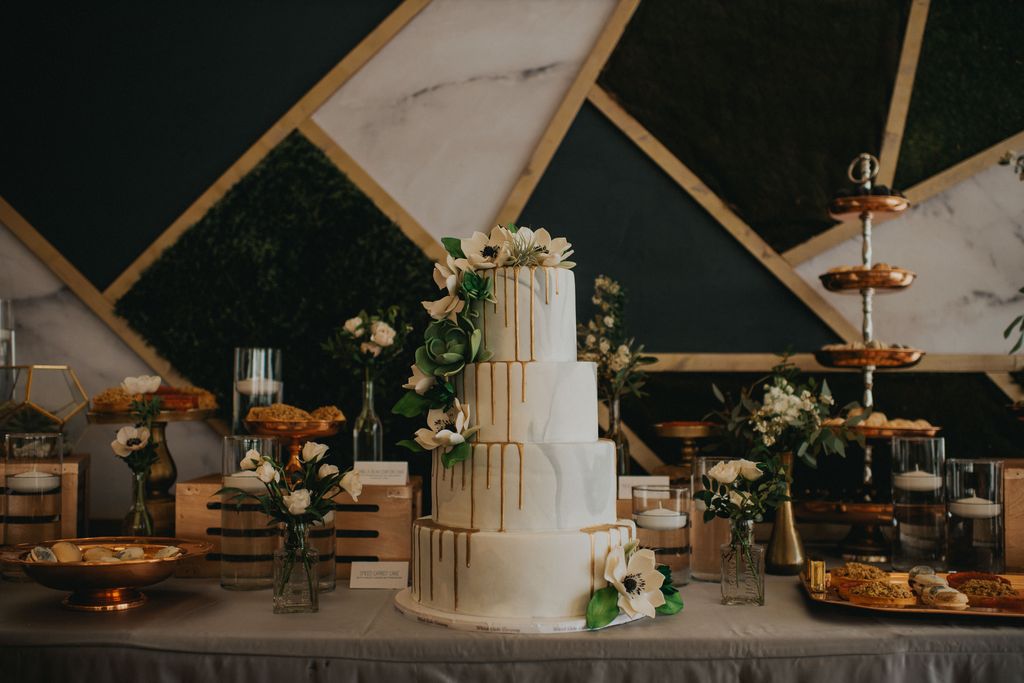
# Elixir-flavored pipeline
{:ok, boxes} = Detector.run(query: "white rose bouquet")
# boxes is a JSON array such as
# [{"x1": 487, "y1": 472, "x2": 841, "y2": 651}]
[
  {"x1": 323, "y1": 306, "x2": 412, "y2": 381},
  {"x1": 217, "y1": 441, "x2": 361, "y2": 602}
]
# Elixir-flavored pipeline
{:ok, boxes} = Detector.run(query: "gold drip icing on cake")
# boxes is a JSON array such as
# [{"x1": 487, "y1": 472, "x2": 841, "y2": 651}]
[{"x1": 529, "y1": 267, "x2": 535, "y2": 361}]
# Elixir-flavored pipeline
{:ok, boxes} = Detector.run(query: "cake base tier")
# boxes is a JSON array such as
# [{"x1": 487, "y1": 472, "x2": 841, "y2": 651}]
[
  {"x1": 394, "y1": 587, "x2": 644, "y2": 634},
  {"x1": 411, "y1": 518, "x2": 635, "y2": 619},
  {"x1": 431, "y1": 440, "x2": 618, "y2": 532}
]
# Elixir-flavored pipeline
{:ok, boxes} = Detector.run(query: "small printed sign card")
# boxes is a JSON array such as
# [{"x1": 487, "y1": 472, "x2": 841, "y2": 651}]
[
  {"x1": 354, "y1": 461, "x2": 409, "y2": 486},
  {"x1": 349, "y1": 561, "x2": 409, "y2": 589},
  {"x1": 618, "y1": 475, "x2": 669, "y2": 500}
]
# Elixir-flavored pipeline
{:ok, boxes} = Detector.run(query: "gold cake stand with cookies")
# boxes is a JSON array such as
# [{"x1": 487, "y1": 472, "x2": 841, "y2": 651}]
[{"x1": 244, "y1": 403, "x2": 345, "y2": 472}]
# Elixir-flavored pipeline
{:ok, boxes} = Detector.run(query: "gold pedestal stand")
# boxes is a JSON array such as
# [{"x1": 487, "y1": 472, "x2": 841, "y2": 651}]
[
  {"x1": 809, "y1": 153, "x2": 938, "y2": 563},
  {"x1": 244, "y1": 419, "x2": 344, "y2": 472},
  {"x1": 652, "y1": 421, "x2": 718, "y2": 485},
  {"x1": 87, "y1": 409, "x2": 216, "y2": 535}
]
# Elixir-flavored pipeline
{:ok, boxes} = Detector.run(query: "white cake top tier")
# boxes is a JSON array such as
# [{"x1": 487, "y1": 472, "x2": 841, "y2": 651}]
[{"x1": 476, "y1": 267, "x2": 576, "y2": 363}]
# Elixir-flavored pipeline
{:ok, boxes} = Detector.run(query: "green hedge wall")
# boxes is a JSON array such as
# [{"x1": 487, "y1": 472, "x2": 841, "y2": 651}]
[{"x1": 116, "y1": 131, "x2": 437, "y2": 465}]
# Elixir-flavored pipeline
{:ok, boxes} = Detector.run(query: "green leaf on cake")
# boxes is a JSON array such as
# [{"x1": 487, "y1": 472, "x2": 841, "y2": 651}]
[
  {"x1": 392, "y1": 391, "x2": 430, "y2": 417},
  {"x1": 441, "y1": 441, "x2": 471, "y2": 468},
  {"x1": 397, "y1": 439, "x2": 424, "y2": 453},
  {"x1": 585, "y1": 586, "x2": 620, "y2": 630},
  {"x1": 441, "y1": 237, "x2": 466, "y2": 259}
]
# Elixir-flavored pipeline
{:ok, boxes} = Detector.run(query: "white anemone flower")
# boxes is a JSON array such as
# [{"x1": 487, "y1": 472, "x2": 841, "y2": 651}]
[
  {"x1": 282, "y1": 489, "x2": 311, "y2": 515},
  {"x1": 604, "y1": 547, "x2": 666, "y2": 619},
  {"x1": 403, "y1": 364, "x2": 436, "y2": 396},
  {"x1": 301, "y1": 441, "x2": 329, "y2": 463},
  {"x1": 122, "y1": 375, "x2": 162, "y2": 395},
  {"x1": 423, "y1": 256, "x2": 466, "y2": 321},
  {"x1": 534, "y1": 228, "x2": 575, "y2": 268},
  {"x1": 460, "y1": 227, "x2": 509, "y2": 270},
  {"x1": 240, "y1": 449, "x2": 262, "y2": 471},
  {"x1": 413, "y1": 399, "x2": 477, "y2": 450},
  {"x1": 111, "y1": 426, "x2": 150, "y2": 457}
]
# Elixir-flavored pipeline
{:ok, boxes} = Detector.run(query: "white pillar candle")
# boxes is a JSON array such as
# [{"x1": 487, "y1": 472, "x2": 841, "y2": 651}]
[
  {"x1": 893, "y1": 469, "x2": 943, "y2": 491},
  {"x1": 223, "y1": 470, "x2": 266, "y2": 494},
  {"x1": 8, "y1": 470, "x2": 60, "y2": 493},
  {"x1": 235, "y1": 378, "x2": 282, "y2": 396},
  {"x1": 634, "y1": 507, "x2": 687, "y2": 530},
  {"x1": 949, "y1": 495, "x2": 1001, "y2": 519}
]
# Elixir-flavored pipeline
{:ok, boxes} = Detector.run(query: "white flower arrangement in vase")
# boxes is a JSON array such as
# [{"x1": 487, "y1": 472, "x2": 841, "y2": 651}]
[
  {"x1": 109, "y1": 375, "x2": 164, "y2": 536},
  {"x1": 218, "y1": 441, "x2": 361, "y2": 613}
]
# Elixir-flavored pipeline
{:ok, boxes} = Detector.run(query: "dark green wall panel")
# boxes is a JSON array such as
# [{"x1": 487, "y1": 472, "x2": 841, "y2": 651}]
[
  {"x1": 518, "y1": 102, "x2": 839, "y2": 353},
  {"x1": 599, "y1": 0, "x2": 908, "y2": 253},
  {"x1": 1, "y1": 0, "x2": 400, "y2": 289},
  {"x1": 895, "y1": 0, "x2": 1024, "y2": 188}
]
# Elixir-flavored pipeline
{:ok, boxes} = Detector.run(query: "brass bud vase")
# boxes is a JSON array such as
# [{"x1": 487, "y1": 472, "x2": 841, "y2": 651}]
[{"x1": 766, "y1": 451, "x2": 804, "y2": 575}]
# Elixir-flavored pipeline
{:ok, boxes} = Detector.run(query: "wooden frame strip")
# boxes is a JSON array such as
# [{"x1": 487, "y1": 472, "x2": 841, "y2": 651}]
[
  {"x1": 102, "y1": 0, "x2": 431, "y2": 302},
  {"x1": 876, "y1": 0, "x2": 930, "y2": 187},
  {"x1": 648, "y1": 353, "x2": 1024, "y2": 374},
  {"x1": 298, "y1": 119, "x2": 446, "y2": 262},
  {"x1": 493, "y1": 0, "x2": 639, "y2": 225},
  {"x1": 0, "y1": 197, "x2": 186, "y2": 385},
  {"x1": 784, "y1": 128, "x2": 1024, "y2": 266},
  {"x1": 588, "y1": 85, "x2": 861, "y2": 343}
]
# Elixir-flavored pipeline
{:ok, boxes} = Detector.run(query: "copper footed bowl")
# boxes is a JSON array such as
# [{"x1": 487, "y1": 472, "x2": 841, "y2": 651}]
[{"x1": 1, "y1": 536, "x2": 211, "y2": 611}]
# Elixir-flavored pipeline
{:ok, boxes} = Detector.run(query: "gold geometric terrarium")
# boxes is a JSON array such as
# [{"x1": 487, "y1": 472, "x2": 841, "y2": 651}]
[{"x1": 0, "y1": 365, "x2": 89, "y2": 434}]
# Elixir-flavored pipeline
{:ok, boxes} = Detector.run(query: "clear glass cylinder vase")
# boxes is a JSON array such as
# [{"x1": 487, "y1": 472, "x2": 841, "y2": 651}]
[
  {"x1": 603, "y1": 396, "x2": 631, "y2": 476},
  {"x1": 274, "y1": 522, "x2": 319, "y2": 614},
  {"x1": 721, "y1": 520, "x2": 765, "y2": 606},
  {"x1": 311, "y1": 511, "x2": 336, "y2": 592},
  {"x1": 353, "y1": 369, "x2": 383, "y2": 462},
  {"x1": 122, "y1": 468, "x2": 154, "y2": 536}
]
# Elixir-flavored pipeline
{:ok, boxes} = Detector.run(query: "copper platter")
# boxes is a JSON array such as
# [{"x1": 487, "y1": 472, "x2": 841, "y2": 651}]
[
  {"x1": 819, "y1": 268, "x2": 916, "y2": 294},
  {"x1": 653, "y1": 421, "x2": 719, "y2": 439},
  {"x1": 814, "y1": 347, "x2": 924, "y2": 369},
  {"x1": 852, "y1": 423, "x2": 941, "y2": 439},
  {"x1": 1, "y1": 536, "x2": 211, "y2": 611},
  {"x1": 86, "y1": 409, "x2": 217, "y2": 424},
  {"x1": 801, "y1": 571, "x2": 1024, "y2": 619},
  {"x1": 828, "y1": 194, "x2": 909, "y2": 219}
]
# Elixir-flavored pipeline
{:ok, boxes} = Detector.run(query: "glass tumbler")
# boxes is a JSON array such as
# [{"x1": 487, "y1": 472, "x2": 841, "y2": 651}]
[
  {"x1": 3, "y1": 433, "x2": 63, "y2": 580},
  {"x1": 691, "y1": 456, "x2": 732, "y2": 581},
  {"x1": 946, "y1": 458, "x2": 1004, "y2": 573},
  {"x1": 220, "y1": 435, "x2": 279, "y2": 590},
  {"x1": 632, "y1": 485, "x2": 690, "y2": 586},
  {"x1": 891, "y1": 437, "x2": 946, "y2": 571},
  {"x1": 233, "y1": 347, "x2": 283, "y2": 434}
]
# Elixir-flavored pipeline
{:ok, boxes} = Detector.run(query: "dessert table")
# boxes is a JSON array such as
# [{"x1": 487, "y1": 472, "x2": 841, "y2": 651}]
[{"x1": 0, "y1": 574, "x2": 1021, "y2": 682}]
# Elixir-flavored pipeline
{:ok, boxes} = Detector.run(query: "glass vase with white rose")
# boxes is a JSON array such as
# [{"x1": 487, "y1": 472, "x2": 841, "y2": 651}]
[
  {"x1": 109, "y1": 375, "x2": 164, "y2": 536},
  {"x1": 217, "y1": 441, "x2": 362, "y2": 613},
  {"x1": 323, "y1": 307, "x2": 412, "y2": 462},
  {"x1": 694, "y1": 457, "x2": 788, "y2": 606},
  {"x1": 577, "y1": 276, "x2": 656, "y2": 476}
]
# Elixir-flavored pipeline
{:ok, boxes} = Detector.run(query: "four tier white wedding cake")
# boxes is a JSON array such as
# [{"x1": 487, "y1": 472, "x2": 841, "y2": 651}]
[{"x1": 393, "y1": 227, "x2": 637, "y2": 632}]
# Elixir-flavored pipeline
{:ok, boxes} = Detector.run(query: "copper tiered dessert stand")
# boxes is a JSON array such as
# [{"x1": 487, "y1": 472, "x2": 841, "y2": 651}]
[
  {"x1": 804, "y1": 153, "x2": 939, "y2": 562},
  {"x1": 652, "y1": 421, "x2": 719, "y2": 484},
  {"x1": 244, "y1": 418, "x2": 344, "y2": 472}
]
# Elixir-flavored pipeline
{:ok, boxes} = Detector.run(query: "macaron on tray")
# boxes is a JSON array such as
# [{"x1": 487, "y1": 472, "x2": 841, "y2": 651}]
[{"x1": 803, "y1": 562, "x2": 1024, "y2": 618}]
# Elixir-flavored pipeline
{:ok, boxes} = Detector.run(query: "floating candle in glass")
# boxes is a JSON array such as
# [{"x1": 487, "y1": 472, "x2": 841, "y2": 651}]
[
  {"x1": 948, "y1": 495, "x2": 1001, "y2": 519},
  {"x1": 893, "y1": 468, "x2": 943, "y2": 491},
  {"x1": 632, "y1": 485, "x2": 690, "y2": 585},
  {"x1": 7, "y1": 470, "x2": 61, "y2": 494},
  {"x1": 945, "y1": 459, "x2": 1004, "y2": 573},
  {"x1": 634, "y1": 505, "x2": 688, "y2": 530}
]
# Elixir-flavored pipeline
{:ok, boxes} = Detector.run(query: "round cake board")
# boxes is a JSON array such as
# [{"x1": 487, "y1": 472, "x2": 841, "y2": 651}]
[{"x1": 394, "y1": 588, "x2": 644, "y2": 634}]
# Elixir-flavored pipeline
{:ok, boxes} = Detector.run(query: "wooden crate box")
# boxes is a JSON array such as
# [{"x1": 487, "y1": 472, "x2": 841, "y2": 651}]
[
  {"x1": 1, "y1": 452, "x2": 89, "y2": 542},
  {"x1": 175, "y1": 473, "x2": 422, "y2": 579}
]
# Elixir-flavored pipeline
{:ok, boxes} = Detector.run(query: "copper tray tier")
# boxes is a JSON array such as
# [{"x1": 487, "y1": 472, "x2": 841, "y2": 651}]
[
  {"x1": 244, "y1": 418, "x2": 344, "y2": 471},
  {"x1": 852, "y1": 423, "x2": 941, "y2": 439},
  {"x1": 653, "y1": 420, "x2": 718, "y2": 439},
  {"x1": 801, "y1": 571, "x2": 1024, "y2": 619},
  {"x1": 1, "y1": 536, "x2": 211, "y2": 611},
  {"x1": 814, "y1": 347, "x2": 924, "y2": 369},
  {"x1": 828, "y1": 194, "x2": 909, "y2": 220},
  {"x1": 819, "y1": 268, "x2": 916, "y2": 294}
]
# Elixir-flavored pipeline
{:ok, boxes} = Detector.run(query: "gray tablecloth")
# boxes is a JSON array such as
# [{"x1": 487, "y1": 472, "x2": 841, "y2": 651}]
[{"x1": 0, "y1": 575, "x2": 1021, "y2": 682}]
